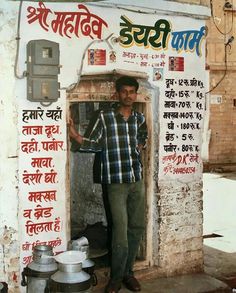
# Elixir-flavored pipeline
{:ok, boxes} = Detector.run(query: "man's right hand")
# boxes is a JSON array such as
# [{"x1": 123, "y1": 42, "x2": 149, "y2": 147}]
[{"x1": 68, "y1": 118, "x2": 83, "y2": 144}]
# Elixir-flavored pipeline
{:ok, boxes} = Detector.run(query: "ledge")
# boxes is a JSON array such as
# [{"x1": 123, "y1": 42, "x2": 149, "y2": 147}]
[{"x1": 93, "y1": 0, "x2": 211, "y2": 19}]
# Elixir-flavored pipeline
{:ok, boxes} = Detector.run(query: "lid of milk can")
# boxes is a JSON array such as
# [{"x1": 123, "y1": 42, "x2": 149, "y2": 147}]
[{"x1": 55, "y1": 251, "x2": 86, "y2": 265}]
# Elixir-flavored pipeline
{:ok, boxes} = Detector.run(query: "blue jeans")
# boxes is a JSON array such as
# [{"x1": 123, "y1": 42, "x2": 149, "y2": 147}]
[{"x1": 107, "y1": 180, "x2": 145, "y2": 283}]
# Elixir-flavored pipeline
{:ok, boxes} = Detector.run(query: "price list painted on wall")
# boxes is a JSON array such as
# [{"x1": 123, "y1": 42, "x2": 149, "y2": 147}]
[{"x1": 160, "y1": 76, "x2": 205, "y2": 177}]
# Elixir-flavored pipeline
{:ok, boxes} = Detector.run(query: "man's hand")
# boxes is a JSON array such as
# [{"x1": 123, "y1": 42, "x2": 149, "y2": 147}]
[
  {"x1": 68, "y1": 118, "x2": 83, "y2": 144},
  {"x1": 137, "y1": 144, "x2": 145, "y2": 152}
]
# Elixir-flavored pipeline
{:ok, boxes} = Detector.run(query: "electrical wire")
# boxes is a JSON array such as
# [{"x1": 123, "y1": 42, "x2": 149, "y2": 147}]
[
  {"x1": 67, "y1": 33, "x2": 115, "y2": 92},
  {"x1": 210, "y1": 0, "x2": 234, "y2": 35},
  {"x1": 14, "y1": 0, "x2": 26, "y2": 79},
  {"x1": 206, "y1": 0, "x2": 235, "y2": 94},
  {"x1": 205, "y1": 42, "x2": 229, "y2": 95}
]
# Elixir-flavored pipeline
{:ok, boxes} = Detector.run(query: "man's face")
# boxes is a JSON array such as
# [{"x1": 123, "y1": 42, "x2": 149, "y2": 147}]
[{"x1": 117, "y1": 85, "x2": 137, "y2": 107}]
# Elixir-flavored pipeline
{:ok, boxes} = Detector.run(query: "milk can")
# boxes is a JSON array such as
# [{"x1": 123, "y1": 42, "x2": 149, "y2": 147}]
[
  {"x1": 21, "y1": 245, "x2": 57, "y2": 293},
  {"x1": 70, "y1": 237, "x2": 97, "y2": 286},
  {"x1": 48, "y1": 250, "x2": 92, "y2": 292}
]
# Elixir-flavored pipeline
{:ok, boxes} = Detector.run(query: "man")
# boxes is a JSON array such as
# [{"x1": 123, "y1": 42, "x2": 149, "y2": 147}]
[{"x1": 69, "y1": 76, "x2": 148, "y2": 293}]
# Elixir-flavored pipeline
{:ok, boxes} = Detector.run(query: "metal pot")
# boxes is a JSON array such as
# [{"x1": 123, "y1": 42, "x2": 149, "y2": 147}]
[
  {"x1": 69, "y1": 237, "x2": 89, "y2": 251},
  {"x1": 80, "y1": 245, "x2": 97, "y2": 286},
  {"x1": 49, "y1": 251, "x2": 92, "y2": 292},
  {"x1": 69, "y1": 238, "x2": 97, "y2": 286},
  {"x1": 21, "y1": 245, "x2": 57, "y2": 293}
]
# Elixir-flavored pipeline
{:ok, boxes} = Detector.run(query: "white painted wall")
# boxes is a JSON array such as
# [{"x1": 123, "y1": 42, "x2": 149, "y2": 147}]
[
  {"x1": 0, "y1": 1, "x2": 19, "y2": 231},
  {"x1": 0, "y1": 1, "x2": 21, "y2": 290}
]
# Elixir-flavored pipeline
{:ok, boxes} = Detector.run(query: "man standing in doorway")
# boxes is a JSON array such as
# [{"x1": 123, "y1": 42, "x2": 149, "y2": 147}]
[{"x1": 69, "y1": 76, "x2": 148, "y2": 293}]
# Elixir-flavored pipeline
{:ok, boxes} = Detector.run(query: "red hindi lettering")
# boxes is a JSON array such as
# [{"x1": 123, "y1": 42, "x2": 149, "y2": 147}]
[
  {"x1": 44, "y1": 190, "x2": 57, "y2": 202},
  {"x1": 25, "y1": 220, "x2": 54, "y2": 236},
  {"x1": 34, "y1": 204, "x2": 53, "y2": 220},
  {"x1": 23, "y1": 255, "x2": 33, "y2": 265},
  {"x1": 22, "y1": 169, "x2": 43, "y2": 185},
  {"x1": 31, "y1": 157, "x2": 53, "y2": 168},
  {"x1": 44, "y1": 169, "x2": 57, "y2": 184},
  {"x1": 48, "y1": 237, "x2": 62, "y2": 248},
  {"x1": 79, "y1": 4, "x2": 108, "y2": 39},
  {"x1": 44, "y1": 125, "x2": 60, "y2": 138},
  {"x1": 28, "y1": 190, "x2": 57, "y2": 202},
  {"x1": 22, "y1": 125, "x2": 43, "y2": 136},
  {"x1": 32, "y1": 240, "x2": 47, "y2": 248},
  {"x1": 23, "y1": 209, "x2": 33, "y2": 219},
  {"x1": 28, "y1": 191, "x2": 44, "y2": 202},
  {"x1": 27, "y1": 2, "x2": 52, "y2": 31},
  {"x1": 22, "y1": 242, "x2": 31, "y2": 251},
  {"x1": 21, "y1": 139, "x2": 39, "y2": 154},
  {"x1": 54, "y1": 217, "x2": 61, "y2": 232},
  {"x1": 52, "y1": 11, "x2": 80, "y2": 38},
  {"x1": 41, "y1": 139, "x2": 64, "y2": 151}
]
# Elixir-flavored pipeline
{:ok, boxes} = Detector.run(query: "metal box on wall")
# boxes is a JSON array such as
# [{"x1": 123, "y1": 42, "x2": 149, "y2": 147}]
[{"x1": 27, "y1": 39, "x2": 60, "y2": 102}]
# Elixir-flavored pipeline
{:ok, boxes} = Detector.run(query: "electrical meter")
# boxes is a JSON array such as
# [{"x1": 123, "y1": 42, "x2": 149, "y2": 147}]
[{"x1": 27, "y1": 39, "x2": 60, "y2": 103}]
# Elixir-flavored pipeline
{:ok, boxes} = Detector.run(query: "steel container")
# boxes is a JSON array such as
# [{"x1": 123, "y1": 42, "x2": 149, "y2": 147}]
[
  {"x1": 21, "y1": 245, "x2": 57, "y2": 293},
  {"x1": 49, "y1": 261, "x2": 92, "y2": 292}
]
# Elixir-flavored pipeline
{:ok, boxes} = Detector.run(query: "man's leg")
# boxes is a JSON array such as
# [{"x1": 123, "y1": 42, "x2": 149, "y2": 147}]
[
  {"x1": 107, "y1": 183, "x2": 129, "y2": 283},
  {"x1": 124, "y1": 180, "x2": 145, "y2": 277},
  {"x1": 102, "y1": 184, "x2": 112, "y2": 262}
]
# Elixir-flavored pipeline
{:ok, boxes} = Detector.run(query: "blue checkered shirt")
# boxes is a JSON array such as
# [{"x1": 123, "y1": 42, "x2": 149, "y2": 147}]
[{"x1": 81, "y1": 108, "x2": 148, "y2": 184}]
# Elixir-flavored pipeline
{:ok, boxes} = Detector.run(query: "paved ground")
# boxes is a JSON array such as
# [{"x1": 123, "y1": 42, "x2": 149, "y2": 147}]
[
  {"x1": 203, "y1": 172, "x2": 236, "y2": 253},
  {"x1": 203, "y1": 171, "x2": 236, "y2": 290},
  {"x1": 93, "y1": 273, "x2": 231, "y2": 292}
]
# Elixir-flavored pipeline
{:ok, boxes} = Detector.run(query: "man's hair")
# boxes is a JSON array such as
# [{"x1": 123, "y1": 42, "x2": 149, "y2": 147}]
[{"x1": 115, "y1": 76, "x2": 139, "y2": 92}]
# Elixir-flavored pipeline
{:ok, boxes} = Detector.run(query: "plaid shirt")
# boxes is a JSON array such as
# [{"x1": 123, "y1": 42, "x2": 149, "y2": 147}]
[{"x1": 81, "y1": 108, "x2": 148, "y2": 184}]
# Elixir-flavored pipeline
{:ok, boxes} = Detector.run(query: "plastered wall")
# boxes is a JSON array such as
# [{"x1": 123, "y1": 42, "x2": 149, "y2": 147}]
[
  {"x1": 206, "y1": 0, "x2": 236, "y2": 164},
  {"x1": 0, "y1": 2, "x2": 21, "y2": 291}
]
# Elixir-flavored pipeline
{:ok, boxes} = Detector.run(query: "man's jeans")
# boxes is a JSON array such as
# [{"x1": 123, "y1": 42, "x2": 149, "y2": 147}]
[{"x1": 107, "y1": 180, "x2": 145, "y2": 282}]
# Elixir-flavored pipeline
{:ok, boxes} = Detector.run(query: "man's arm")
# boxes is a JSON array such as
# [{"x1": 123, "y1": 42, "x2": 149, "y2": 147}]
[
  {"x1": 68, "y1": 118, "x2": 84, "y2": 144},
  {"x1": 68, "y1": 111, "x2": 103, "y2": 152}
]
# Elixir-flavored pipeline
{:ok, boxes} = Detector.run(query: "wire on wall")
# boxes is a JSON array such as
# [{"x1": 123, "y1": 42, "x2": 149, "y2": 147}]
[
  {"x1": 66, "y1": 33, "x2": 118, "y2": 92},
  {"x1": 210, "y1": 0, "x2": 234, "y2": 35},
  {"x1": 206, "y1": 40, "x2": 229, "y2": 94},
  {"x1": 14, "y1": 0, "x2": 27, "y2": 79},
  {"x1": 206, "y1": 0, "x2": 235, "y2": 94}
]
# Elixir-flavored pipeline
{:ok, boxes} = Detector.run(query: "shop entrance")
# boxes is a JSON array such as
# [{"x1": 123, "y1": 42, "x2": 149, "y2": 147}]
[{"x1": 66, "y1": 71, "x2": 155, "y2": 270}]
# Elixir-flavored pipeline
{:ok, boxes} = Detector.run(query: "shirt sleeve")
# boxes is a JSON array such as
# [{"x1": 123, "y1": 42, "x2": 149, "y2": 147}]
[
  {"x1": 137, "y1": 114, "x2": 148, "y2": 148},
  {"x1": 80, "y1": 111, "x2": 104, "y2": 152}
]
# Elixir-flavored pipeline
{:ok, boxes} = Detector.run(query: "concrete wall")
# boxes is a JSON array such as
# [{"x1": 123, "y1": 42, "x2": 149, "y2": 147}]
[
  {"x1": 0, "y1": 2, "x2": 21, "y2": 290},
  {"x1": 156, "y1": 181, "x2": 203, "y2": 276},
  {"x1": 206, "y1": 0, "x2": 236, "y2": 164}
]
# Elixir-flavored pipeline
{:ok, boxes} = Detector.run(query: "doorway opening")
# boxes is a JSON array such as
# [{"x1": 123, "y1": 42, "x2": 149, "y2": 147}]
[{"x1": 66, "y1": 71, "x2": 155, "y2": 270}]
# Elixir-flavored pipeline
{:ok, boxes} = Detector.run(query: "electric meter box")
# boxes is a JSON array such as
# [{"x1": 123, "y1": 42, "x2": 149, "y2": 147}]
[{"x1": 27, "y1": 39, "x2": 60, "y2": 102}]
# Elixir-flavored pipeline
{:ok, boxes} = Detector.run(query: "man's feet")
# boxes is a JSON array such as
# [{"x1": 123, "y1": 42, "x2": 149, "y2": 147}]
[
  {"x1": 123, "y1": 275, "x2": 141, "y2": 291},
  {"x1": 104, "y1": 280, "x2": 121, "y2": 293}
]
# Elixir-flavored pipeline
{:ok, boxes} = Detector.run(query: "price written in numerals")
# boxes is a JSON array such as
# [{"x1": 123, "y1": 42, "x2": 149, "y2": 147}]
[
  {"x1": 182, "y1": 134, "x2": 194, "y2": 141},
  {"x1": 180, "y1": 123, "x2": 200, "y2": 130},
  {"x1": 182, "y1": 145, "x2": 199, "y2": 152}
]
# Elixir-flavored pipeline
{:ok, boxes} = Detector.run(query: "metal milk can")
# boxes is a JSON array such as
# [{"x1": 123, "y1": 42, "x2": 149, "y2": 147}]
[
  {"x1": 80, "y1": 245, "x2": 97, "y2": 286},
  {"x1": 70, "y1": 237, "x2": 97, "y2": 286},
  {"x1": 21, "y1": 245, "x2": 57, "y2": 293},
  {"x1": 48, "y1": 251, "x2": 92, "y2": 292}
]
